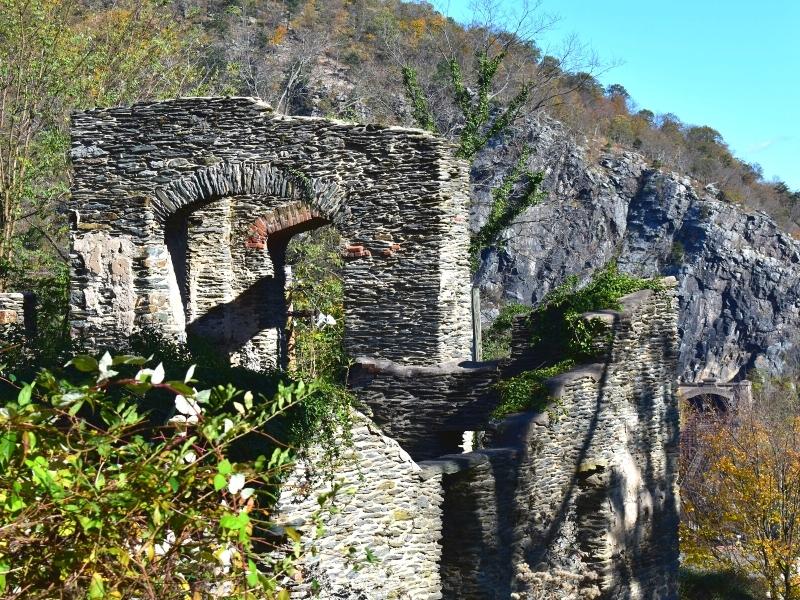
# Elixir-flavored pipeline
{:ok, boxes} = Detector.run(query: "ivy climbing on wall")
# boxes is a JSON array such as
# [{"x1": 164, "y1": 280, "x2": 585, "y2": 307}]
[
  {"x1": 469, "y1": 144, "x2": 545, "y2": 271},
  {"x1": 489, "y1": 263, "x2": 661, "y2": 417},
  {"x1": 402, "y1": 48, "x2": 542, "y2": 270}
]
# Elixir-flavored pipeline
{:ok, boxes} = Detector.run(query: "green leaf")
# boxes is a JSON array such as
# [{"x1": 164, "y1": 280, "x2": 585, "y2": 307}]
[
  {"x1": 111, "y1": 354, "x2": 147, "y2": 366},
  {"x1": 17, "y1": 384, "x2": 33, "y2": 406},
  {"x1": 67, "y1": 355, "x2": 98, "y2": 373},
  {"x1": 219, "y1": 511, "x2": 249, "y2": 531},
  {"x1": 285, "y1": 526, "x2": 301, "y2": 543},
  {"x1": 67, "y1": 399, "x2": 85, "y2": 416},
  {"x1": 23, "y1": 430, "x2": 36, "y2": 452},
  {"x1": 95, "y1": 472, "x2": 105, "y2": 489},
  {"x1": 88, "y1": 572, "x2": 105, "y2": 599},
  {"x1": 246, "y1": 559, "x2": 259, "y2": 587},
  {"x1": 217, "y1": 459, "x2": 232, "y2": 475},
  {"x1": 213, "y1": 473, "x2": 227, "y2": 491},
  {"x1": 166, "y1": 381, "x2": 194, "y2": 396},
  {"x1": 0, "y1": 432, "x2": 17, "y2": 465}
]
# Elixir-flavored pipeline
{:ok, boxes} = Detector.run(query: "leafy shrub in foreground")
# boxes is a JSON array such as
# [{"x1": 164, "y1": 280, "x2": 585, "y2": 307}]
[{"x1": 0, "y1": 353, "x2": 324, "y2": 599}]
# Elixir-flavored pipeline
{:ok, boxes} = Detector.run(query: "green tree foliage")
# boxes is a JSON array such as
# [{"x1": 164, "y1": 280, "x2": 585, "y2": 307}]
[
  {"x1": 679, "y1": 567, "x2": 764, "y2": 600},
  {"x1": 284, "y1": 225, "x2": 354, "y2": 476},
  {"x1": 402, "y1": 49, "x2": 531, "y2": 161},
  {"x1": 0, "y1": 354, "x2": 328, "y2": 599},
  {"x1": 401, "y1": 41, "x2": 546, "y2": 269},
  {"x1": 525, "y1": 263, "x2": 658, "y2": 362},
  {"x1": 470, "y1": 144, "x2": 545, "y2": 268},
  {"x1": 681, "y1": 374, "x2": 800, "y2": 599},
  {"x1": 401, "y1": 66, "x2": 437, "y2": 133},
  {"x1": 0, "y1": 0, "x2": 203, "y2": 301},
  {"x1": 481, "y1": 302, "x2": 531, "y2": 361}
]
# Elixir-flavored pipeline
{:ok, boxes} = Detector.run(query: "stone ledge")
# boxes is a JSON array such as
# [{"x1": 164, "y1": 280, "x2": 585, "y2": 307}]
[
  {"x1": 545, "y1": 362, "x2": 606, "y2": 399},
  {"x1": 353, "y1": 356, "x2": 501, "y2": 378},
  {"x1": 417, "y1": 447, "x2": 519, "y2": 480}
]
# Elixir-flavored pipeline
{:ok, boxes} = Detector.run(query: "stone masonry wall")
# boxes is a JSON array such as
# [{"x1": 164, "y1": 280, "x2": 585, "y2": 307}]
[
  {"x1": 67, "y1": 98, "x2": 679, "y2": 600},
  {"x1": 0, "y1": 292, "x2": 35, "y2": 340},
  {"x1": 273, "y1": 411, "x2": 444, "y2": 599},
  {"x1": 420, "y1": 278, "x2": 679, "y2": 600},
  {"x1": 69, "y1": 97, "x2": 473, "y2": 366},
  {"x1": 350, "y1": 357, "x2": 501, "y2": 461}
]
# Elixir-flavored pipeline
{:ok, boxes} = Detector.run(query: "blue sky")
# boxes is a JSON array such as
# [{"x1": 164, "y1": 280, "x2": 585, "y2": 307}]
[{"x1": 439, "y1": 0, "x2": 799, "y2": 190}]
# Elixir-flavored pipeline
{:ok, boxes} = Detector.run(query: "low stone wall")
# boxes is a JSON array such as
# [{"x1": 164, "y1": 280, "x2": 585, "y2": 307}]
[
  {"x1": 243, "y1": 279, "x2": 679, "y2": 600},
  {"x1": 424, "y1": 278, "x2": 679, "y2": 600},
  {"x1": 419, "y1": 449, "x2": 518, "y2": 599},
  {"x1": 274, "y1": 412, "x2": 444, "y2": 599},
  {"x1": 0, "y1": 292, "x2": 35, "y2": 340},
  {"x1": 350, "y1": 357, "x2": 501, "y2": 460}
]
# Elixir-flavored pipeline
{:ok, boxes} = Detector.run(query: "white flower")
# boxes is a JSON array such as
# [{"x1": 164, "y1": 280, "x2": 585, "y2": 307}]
[
  {"x1": 171, "y1": 394, "x2": 202, "y2": 425},
  {"x1": 184, "y1": 364, "x2": 196, "y2": 383},
  {"x1": 216, "y1": 545, "x2": 236, "y2": 567},
  {"x1": 240, "y1": 487, "x2": 254, "y2": 500},
  {"x1": 223, "y1": 418, "x2": 234, "y2": 433},
  {"x1": 183, "y1": 451, "x2": 197, "y2": 464},
  {"x1": 228, "y1": 473, "x2": 246, "y2": 495},
  {"x1": 154, "y1": 530, "x2": 176, "y2": 556},
  {"x1": 135, "y1": 362, "x2": 165, "y2": 385},
  {"x1": 97, "y1": 352, "x2": 118, "y2": 381},
  {"x1": 315, "y1": 312, "x2": 337, "y2": 328}
]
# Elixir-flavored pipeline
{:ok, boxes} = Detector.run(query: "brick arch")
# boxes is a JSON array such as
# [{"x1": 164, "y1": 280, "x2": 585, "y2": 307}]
[
  {"x1": 245, "y1": 201, "x2": 328, "y2": 251},
  {"x1": 156, "y1": 168, "x2": 351, "y2": 370}
]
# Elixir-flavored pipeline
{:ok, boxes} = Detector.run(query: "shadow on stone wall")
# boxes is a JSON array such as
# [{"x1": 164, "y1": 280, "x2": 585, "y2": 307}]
[{"x1": 417, "y1": 279, "x2": 680, "y2": 600}]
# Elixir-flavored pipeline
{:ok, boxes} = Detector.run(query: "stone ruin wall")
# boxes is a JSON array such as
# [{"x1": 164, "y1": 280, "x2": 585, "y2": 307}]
[
  {"x1": 0, "y1": 292, "x2": 35, "y2": 340},
  {"x1": 274, "y1": 280, "x2": 680, "y2": 600},
  {"x1": 68, "y1": 97, "x2": 473, "y2": 367},
  {"x1": 274, "y1": 413, "x2": 445, "y2": 599},
  {"x1": 65, "y1": 98, "x2": 679, "y2": 600}
]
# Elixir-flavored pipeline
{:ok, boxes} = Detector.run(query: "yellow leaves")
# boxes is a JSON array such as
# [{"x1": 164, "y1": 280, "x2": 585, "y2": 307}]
[
  {"x1": 397, "y1": 16, "x2": 444, "y2": 48},
  {"x1": 270, "y1": 25, "x2": 288, "y2": 46},
  {"x1": 682, "y1": 410, "x2": 800, "y2": 596}
]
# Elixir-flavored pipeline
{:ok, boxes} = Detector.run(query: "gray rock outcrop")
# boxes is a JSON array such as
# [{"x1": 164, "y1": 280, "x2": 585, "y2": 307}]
[{"x1": 473, "y1": 115, "x2": 800, "y2": 382}]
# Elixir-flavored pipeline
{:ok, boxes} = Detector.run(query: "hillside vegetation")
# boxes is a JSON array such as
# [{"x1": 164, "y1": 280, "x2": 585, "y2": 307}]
[{"x1": 2, "y1": 0, "x2": 798, "y2": 308}]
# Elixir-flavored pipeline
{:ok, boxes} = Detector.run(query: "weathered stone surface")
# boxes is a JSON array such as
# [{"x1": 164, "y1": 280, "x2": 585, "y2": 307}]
[
  {"x1": 350, "y1": 357, "x2": 501, "y2": 460},
  {"x1": 274, "y1": 412, "x2": 444, "y2": 600},
  {"x1": 473, "y1": 113, "x2": 800, "y2": 382},
  {"x1": 0, "y1": 292, "x2": 36, "y2": 339},
  {"x1": 69, "y1": 97, "x2": 473, "y2": 364},
  {"x1": 68, "y1": 98, "x2": 680, "y2": 600},
  {"x1": 422, "y1": 280, "x2": 680, "y2": 600}
]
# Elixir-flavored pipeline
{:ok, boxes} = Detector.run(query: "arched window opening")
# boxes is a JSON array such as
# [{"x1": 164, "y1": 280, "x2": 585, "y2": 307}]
[{"x1": 163, "y1": 195, "x2": 335, "y2": 372}]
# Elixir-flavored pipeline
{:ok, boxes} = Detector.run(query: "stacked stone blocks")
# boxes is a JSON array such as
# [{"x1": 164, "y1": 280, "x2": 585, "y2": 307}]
[{"x1": 67, "y1": 98, "x2": 680, "y2": 600}]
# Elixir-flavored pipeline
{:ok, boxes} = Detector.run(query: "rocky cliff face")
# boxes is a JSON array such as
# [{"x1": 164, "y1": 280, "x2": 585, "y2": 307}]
[{"x1": 472, "y1": 115, "x2": 800, "y2": 383}]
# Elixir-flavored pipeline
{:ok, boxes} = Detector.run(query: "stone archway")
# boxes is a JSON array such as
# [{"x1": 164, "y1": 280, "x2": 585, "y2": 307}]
[
  {"x1": 156, "y1": 165, "x2": 340, "y2": 370},
  {"x1": 69, "y1": 97, "x2": 473, "y2": 367}
]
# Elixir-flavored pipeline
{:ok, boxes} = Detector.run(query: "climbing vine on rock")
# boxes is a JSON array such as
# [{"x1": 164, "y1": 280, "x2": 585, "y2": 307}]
[
  {"x1": 402, "y1": 50, "x2": 531, "y2": 161},
  {"x1": 402, "y1": 49, "x2": 543, "y2": 273},
  {"x1": 401, "y1": 66, "x2": 437, "y2": 133},
  {"x1": 470, "y1": 144, "x2": 545, "y2": 270}
]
